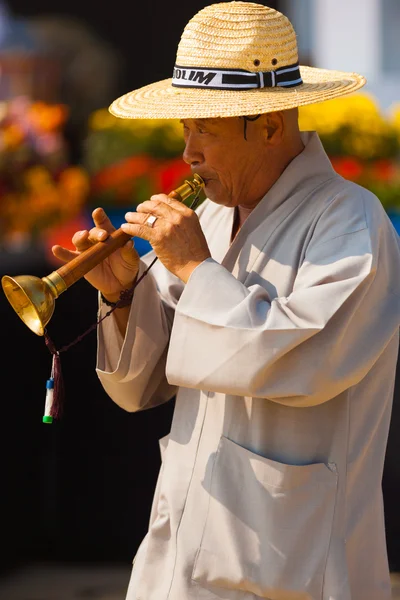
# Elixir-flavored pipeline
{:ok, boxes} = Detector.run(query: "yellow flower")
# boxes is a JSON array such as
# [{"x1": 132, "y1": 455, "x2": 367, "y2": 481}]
[
  {"x1": 89, "y1": 108, "x2": 119, "y2": 130},
  {"x1": 299, "y1": 92, "x2": 399, "y2": 159},
  {"x1": 389, "y1": 102, "x2": 400, "y2": 140},
  {"x1": 161, "y1": 119, "x2": 184, "y2": 144},
  {"x1": 299, "y1": 92, "x2": 382, "y2": 134}
]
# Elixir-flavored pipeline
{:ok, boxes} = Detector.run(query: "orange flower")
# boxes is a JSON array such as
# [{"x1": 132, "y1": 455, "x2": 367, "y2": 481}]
[
  {"x1": 23, "y1": 166, "x2": 54, "y2": 191},
  {"x1": 2, "y1": 123, "x2": 25, "y2": 149},
  {"x1": 58, "y1": 166, "x2": 90, "y2": 197},
  {"x1": 28, "y1": 102, "x2": 69, "y2": 133}
]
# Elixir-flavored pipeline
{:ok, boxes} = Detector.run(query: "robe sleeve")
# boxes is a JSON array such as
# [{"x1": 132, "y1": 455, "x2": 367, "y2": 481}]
[
  {"x1": 95, "y1": 256, "x2": 179, "y2": 412},
  {"x1": 166, "y1": 203, "x2": 400, "y2": 407},
  {"x1": 95, "y1": 201, "x2": 210, "y2": 412}
]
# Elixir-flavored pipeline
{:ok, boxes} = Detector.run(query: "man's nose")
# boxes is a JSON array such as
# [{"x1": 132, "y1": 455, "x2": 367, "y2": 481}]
[{"x1": 182, "y1": 133, "x2": 204, "y2": 167}]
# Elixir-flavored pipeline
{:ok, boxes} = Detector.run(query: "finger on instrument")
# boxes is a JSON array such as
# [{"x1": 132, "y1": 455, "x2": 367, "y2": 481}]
[
  {"x1": 135, "y1": 199, "x2": 174, "y2": 221},
  {"x1": 88, "y1": 226, "x2": 109, "y2": 244},
  {"x1": 71, "y1": 229, "x2": 94, "y2": 250},
  {"x1": 152, "y1": 193, "x2": 192, "y2": 214},
  {"x1": 167, "y1": 190, "x2": 192, "y2": 211},
  {"x1": 163, "y1": 192, "x2": 194, "y2": 214},
  {"x1": 92, "y1": 207, "x2": 116, "y2": 233},
  {"x1": 124, "y1": 211, "x2": 156, "y2": 229},
  {"x1": 51, "y1": 245, "x2": 80, "y2": 264},
  {"x1": 121, "y1": 219, "x2": 152, "y2": 241}
]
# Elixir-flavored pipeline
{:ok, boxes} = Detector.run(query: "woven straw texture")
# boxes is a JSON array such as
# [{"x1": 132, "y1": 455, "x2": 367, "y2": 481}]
[{"x1": 109, "y1": 1, "x2": 366, "y2": 120}]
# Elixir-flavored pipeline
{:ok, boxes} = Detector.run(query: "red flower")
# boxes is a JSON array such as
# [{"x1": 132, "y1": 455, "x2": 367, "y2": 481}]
[
  {"x1": 91, "y1": 155, "x2": 155, "y2": 192},
  {"x1": 154, "y1": 158, "x2": 192, "y2": 194},
  {"x1": 42, "y1": 213, "x2": 92, "y2": 265},
  {"x1": 330, "y1": 157, "x2": 364, "y2": 181}
]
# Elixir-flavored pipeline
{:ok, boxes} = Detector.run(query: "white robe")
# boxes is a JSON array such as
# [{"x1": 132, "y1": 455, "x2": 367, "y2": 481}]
[{"x1": 96, "y1": 132, "x2": 400, "y2": 600}]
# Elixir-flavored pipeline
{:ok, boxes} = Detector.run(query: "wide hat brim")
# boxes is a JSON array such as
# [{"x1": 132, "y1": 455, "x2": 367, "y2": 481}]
[{"x1": 109, "y1": 65, "x2": 366, "y2": 120}]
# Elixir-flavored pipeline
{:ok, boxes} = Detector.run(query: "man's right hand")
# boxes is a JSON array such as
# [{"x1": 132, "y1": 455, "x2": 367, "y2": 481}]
[{"x1": 52, "y1": 207, "x2": 140, "y2": 303}]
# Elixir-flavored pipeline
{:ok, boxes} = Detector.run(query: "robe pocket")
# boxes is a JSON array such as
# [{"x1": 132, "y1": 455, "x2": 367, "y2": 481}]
[{"x1": 192, "y1": 436, "x2": 338, "y2": 600}]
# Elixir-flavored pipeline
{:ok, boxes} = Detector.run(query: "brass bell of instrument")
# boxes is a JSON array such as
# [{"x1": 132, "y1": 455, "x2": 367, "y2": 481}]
[{"x1": 1, "y1": 272, "x2": 67, "y2": 337}]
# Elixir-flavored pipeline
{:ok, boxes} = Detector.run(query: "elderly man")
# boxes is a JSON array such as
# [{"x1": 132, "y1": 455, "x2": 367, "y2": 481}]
[{"x1": 53, "y1": 2, "x2": 400, "y2": 599}]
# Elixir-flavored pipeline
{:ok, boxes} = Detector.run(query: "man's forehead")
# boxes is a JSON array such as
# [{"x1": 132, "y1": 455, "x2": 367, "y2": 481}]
[{"x1": 179, "y1": 117, "x2": 222, "y2": 126}]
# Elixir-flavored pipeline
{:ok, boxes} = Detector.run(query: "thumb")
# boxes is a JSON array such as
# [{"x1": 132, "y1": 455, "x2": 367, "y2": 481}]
[{"x1": 120, "y1": 239, "x2": 139, "y2": 266}]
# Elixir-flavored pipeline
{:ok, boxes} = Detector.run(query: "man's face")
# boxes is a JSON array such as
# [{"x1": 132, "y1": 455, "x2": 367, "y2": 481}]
[{"x1": 180, "y1": 116, "x2": 268, "y2": 207}]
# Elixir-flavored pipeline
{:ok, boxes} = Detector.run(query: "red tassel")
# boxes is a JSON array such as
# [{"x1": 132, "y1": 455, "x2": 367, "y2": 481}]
[
  {"x1": 50, "y1": 351, "x2": 64, "y2": 419},
  {"x1": 44, "y1": 332, "x2": 65, "y2": 421}
]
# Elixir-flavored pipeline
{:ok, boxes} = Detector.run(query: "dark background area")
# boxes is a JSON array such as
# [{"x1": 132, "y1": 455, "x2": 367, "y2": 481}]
[
  {"x1": 1, "y1": 0, "x2": 399, "y2": 582},
  {"x1": 7, "y1": 0, "x2": 281, "y2": 163},
  {"x1": 0, "y1": 250, "x2": 176, "y2": 571},
  {"x1": 8, "y1": 0, "x2": 279, "y2": 96}
]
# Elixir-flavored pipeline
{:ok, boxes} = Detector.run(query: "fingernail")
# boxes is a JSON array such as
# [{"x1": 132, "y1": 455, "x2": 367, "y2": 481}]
[
  {"x1": 125, "y1": 240, "x2": 133, "y2": 249},
  {"x1": 121, "y1": 223, "x2": 129, "y2": 231},
  {"x1": 125, "y1": 212, "x2": 133, "y2": 219},
  {"x1": 99, "y1": 231, "x2": 107, "y2": 240}
]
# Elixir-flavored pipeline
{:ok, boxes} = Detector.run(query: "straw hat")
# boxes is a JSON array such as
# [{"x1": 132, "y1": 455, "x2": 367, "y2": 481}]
[{"x1": 109, "y1": 1, "x2": 366, "y2": 120}]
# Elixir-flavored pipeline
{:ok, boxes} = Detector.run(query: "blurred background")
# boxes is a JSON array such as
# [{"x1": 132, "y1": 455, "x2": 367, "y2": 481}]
[{"x1": 0, "y1": 0, "x2": 399, "y2": 598}]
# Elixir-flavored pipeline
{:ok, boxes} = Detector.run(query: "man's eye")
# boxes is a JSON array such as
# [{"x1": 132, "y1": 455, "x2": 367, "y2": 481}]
[{"x1": 182, "y1": 124, "x2": 208, "y2": 135}]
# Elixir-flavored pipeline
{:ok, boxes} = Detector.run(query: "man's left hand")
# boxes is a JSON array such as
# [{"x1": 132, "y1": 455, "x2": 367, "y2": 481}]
[{"x1": 121, "y1": 194, "x2": 211, "y2": 283}]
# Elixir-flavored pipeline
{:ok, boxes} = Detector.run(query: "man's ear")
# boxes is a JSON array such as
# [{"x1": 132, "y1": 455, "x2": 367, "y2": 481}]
[{"x1": 263, "y1": 111, "x2": 285, "y2": 145}]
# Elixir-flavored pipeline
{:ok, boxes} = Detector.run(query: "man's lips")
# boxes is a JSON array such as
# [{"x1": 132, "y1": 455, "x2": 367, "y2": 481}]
[{"x1": 196, "y1": 175, "x2": 213, "y2": 186}]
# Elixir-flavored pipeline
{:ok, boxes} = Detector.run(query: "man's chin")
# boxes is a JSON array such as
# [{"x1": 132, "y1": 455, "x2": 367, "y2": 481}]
[{"x1": 204, "y1": 182, "x2": 229, "y2": 206}]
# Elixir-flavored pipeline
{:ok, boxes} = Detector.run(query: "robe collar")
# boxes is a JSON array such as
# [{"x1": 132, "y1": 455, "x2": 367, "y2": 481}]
[
  {"x1": 211, "y1": 131, "x2": 337, "y2": 266},
  {"x1": 236, "y1": 131, "x2": 335, "y2": 232}
]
